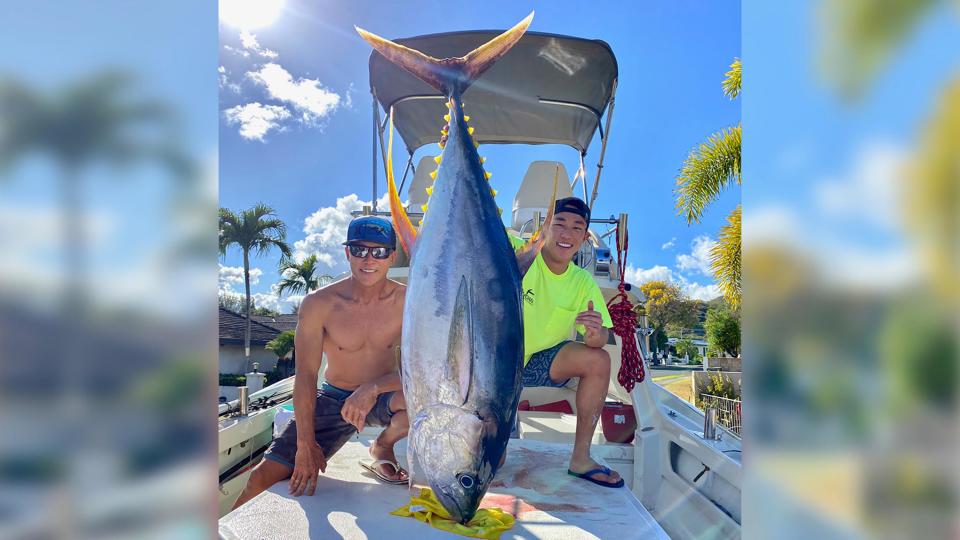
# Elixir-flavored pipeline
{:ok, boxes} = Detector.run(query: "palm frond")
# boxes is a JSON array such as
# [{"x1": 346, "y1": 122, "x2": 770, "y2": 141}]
[
  {"x1": 710, "y1": 205, "x2": 741, "y2": 309},
  {"x1": 722, "y1": 58, "x2": 741, "y2": 99},
  {"x1": 675, "y1": 124, "x2": 741, "y2": 225},
  {"x1": 277, "y1": 254, "x2": 322, "y2": 297},
  {"x1": 219, "y1": 204, "x2": 290, "y2": 258}
]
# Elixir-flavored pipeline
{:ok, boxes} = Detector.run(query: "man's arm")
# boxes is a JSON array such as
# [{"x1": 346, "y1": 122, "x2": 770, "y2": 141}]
[{"x1": 288, "y1": 292, "x2": 327, "y2": 496}]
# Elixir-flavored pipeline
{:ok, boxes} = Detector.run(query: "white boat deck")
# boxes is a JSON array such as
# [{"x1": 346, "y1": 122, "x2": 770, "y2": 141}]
[{"x1": 220, "y1": 438, "x2": 668, "y2": 540}]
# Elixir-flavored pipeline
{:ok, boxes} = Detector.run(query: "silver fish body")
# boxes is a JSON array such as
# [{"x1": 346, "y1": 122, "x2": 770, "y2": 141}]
[{"x1": 402, "y1": 97, "x2": 524, "y2": 523}]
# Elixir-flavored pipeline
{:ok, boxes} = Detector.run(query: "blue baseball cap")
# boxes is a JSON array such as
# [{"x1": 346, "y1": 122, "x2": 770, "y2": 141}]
[{"x1": 343, "y1": 216, "x2": 396, "y2": 248}]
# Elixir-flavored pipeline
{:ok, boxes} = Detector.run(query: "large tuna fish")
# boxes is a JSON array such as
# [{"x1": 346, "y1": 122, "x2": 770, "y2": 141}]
[{"x1": 356, "y1": 13, "x2": 553, "y2": 523}]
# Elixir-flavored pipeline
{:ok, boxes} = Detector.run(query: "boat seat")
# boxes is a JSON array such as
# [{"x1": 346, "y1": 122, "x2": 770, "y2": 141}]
[
  {"x1": 405, "y1": 155, "x2": 438, "y2": 212},
  {"x1": 512, "y1": 161, "x2": 574, "y2": 234}
]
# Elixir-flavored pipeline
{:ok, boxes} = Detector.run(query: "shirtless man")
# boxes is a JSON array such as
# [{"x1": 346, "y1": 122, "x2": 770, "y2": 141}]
[{"x1": 232, "y1": 216, "x2": 408, "y2": 509}]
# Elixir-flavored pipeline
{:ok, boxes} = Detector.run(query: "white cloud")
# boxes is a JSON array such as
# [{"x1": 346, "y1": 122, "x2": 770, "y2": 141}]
[
  {"x1": 219, "y1": 264, "x2": 262, "y2": 286},
  {"x1": 223, "y1": 102, "x2": 291, "y2": 141},
  {"x1": 223, "y1": 44, "x2": 250, "y2": 58},
  {"x1": 343, "y1": 82, "x2": 356, "y2": 109},
  {"x1": 623, "y1": 264, "x2": 721, "y2": 302},
  {"x1": 293, "y1": 193, "x2": 390, "y2": 275},
  {"x1": 246, "y1": 63, "x2": 341, "y2": 125},
  {"x1": 661, "y1": 237, "x2": 676, "y2": 250},
  {"x1": 624, "y1": 264, "x2": 675, "y2": 285},
  {"x1": 676, "y1": 235, "x2": 716, "y2": 276},
  {"x1": 251, "y1": 292, "x2": 286, "y2": 313},
  {"x1": 239, "y1": 30, "x2": 278, "y2": 59},
  {"x1": 218, "y1": 66, "x2": 241, "y2": 94},
  {"x1": 680, "y1": 280, "x2": 722, "y2": 301}
]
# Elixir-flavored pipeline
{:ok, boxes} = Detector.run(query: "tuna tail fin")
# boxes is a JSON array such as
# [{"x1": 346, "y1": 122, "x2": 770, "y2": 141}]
[
  {"x1": 515, "y1": 164, "x2": 560, "y2": 277},
  {"x1": 385, "y1": 109, "x2": 418, "y2": 257},
  {"x1": 355, "y1": 12, "x2": 533, "y2": 95}
]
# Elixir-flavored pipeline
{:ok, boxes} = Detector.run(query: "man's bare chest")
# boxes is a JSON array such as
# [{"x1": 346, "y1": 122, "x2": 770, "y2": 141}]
[{"x1": 324, "y1": 304, "x2": 400, "y2": 352}]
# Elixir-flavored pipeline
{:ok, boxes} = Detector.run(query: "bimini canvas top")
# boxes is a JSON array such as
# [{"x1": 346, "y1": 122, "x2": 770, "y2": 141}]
[{"x1": 368, "y1": 30, "x2": 618, "y2": 154}]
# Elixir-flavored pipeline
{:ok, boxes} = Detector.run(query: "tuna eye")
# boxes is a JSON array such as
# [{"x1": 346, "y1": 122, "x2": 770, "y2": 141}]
[{"x1": 456, "y1": 473, "x2": 475, "y2": 489}]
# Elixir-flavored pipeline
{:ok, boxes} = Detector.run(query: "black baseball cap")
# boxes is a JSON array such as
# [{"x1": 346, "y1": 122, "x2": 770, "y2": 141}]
[
  {"x1": 343, "y1": 216, "x2": 396, "y2": 248},
  {"x1": 554, "y1": 197, "x2": 591, "y2": 223}
]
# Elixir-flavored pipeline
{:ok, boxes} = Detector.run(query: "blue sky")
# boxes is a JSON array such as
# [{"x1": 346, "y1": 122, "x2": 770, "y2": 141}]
[{"x1": 219, "y1": 0, "x2": 741, "y2": 312}]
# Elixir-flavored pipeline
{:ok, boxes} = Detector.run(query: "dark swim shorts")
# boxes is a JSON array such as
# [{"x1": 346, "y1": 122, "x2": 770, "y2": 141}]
[
  {"x1": 263, "y1": 382, "x2": 396, "y2": 468},
  {"x1": 522, "y1": 340, "x2": 574, "y2": 388}
]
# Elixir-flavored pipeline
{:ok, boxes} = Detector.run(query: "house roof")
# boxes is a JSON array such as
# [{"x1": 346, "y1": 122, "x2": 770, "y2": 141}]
[
  {"x1": 219, "y1": 307, "x2": 281, "y2": 345},
  {"x1": 252, "y1": 314, "x2": 298, "y2": 333}
]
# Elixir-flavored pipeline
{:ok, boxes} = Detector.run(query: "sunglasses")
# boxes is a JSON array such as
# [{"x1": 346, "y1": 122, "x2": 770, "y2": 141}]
[{"x1": 348, "y1": 245, "x2": 394, "y2": 259}]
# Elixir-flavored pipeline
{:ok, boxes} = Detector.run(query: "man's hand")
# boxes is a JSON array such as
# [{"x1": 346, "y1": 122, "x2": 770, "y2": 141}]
[
  {"x1": 341, "y1": 383, "x2": 378, "y2": 432},
  {"x1": 575, "y1": 301, "x2": 605, "y2": 345},
  {"x1": 289, "y1": 440, "x2": 326, "y2": 497}
]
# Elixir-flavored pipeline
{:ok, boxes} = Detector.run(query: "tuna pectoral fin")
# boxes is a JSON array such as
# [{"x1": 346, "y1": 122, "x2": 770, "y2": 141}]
[
  {"x1": 356, "y1": 12, "x2": 533, "y2": 94},
  {"x1": 515, "y1": 164, "x2": 560, "y2": 277},
  {"x1": 386, "y1": 110, "x2": 417, "y2": 256},
  {"x1": 443, "y1": 277, "x2": 475, "y2": 406}
]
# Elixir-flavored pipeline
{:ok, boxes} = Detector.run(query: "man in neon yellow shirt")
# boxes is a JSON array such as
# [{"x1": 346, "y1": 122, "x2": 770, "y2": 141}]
[{"x1": 510, "y1": 197, "x2": 623, "y2": 488}]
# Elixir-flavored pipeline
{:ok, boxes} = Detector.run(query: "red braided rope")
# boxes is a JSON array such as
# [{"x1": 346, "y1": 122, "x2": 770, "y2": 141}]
[{"x1": 606, "y1": 225, "x2": 645, "y2": 391}]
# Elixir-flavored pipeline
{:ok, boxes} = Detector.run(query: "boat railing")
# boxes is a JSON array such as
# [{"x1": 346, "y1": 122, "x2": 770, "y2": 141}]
[{"x1": 698, "y1": 393, "x2": 742, "y2": 438}]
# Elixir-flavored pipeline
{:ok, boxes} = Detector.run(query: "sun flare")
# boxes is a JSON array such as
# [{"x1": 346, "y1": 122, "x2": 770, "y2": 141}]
[{"x1": 219, "y1": 0, "x2": 285, "y2": 30}]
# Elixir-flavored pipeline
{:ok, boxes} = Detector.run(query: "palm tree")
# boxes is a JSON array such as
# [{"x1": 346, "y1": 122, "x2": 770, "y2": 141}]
[
  {"x1": 266, "y1": 330, "x2": 296, "y2": 378},
  {"x1": 276, "y1": 254, "x2": 333, "y2": 297},
  {"x1": 674, "y1": 58, "x2": 742, "y2": 308},
  {"x1": 219, "y1": 204, "x2": 291, "y2": 365}
]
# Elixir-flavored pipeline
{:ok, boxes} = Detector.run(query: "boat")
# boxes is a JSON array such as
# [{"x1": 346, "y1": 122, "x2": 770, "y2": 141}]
[{"x1": 219, "y1": 27, "x2": 741, "y2": 539}]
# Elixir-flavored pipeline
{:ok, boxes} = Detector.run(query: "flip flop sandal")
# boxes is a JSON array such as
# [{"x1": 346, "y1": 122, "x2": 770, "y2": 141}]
[
  {"x1": 567, "y1": 466, "x2": 625, "y2": 488},
  {"x1": 359, "y1": 459, "x2": 409, "y2": 485}
]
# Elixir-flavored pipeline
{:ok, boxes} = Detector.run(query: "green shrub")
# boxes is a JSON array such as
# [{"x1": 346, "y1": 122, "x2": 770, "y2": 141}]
[{"x1": 705, "y1": 373, "x2": 739, "y2": 400}]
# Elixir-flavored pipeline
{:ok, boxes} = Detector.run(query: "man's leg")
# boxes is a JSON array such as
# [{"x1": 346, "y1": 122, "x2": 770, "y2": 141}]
[
  {"x1": 368, "y1": 390, "x2": 409, "y2": 481},
  {"x1": 231, "y1": 459, "x2": 292, "y2": 510},
  {"x1": 548, "y1": 342, "x2": 621, "y2": 485}
]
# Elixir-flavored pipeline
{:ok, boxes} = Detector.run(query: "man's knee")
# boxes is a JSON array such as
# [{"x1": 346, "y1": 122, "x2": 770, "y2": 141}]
[
  {"x1": 584, "y1": 347, "x2": 611, "y2": 377},
  {"x1": 390, "y1": 410, "x2": 409, "y2": 433},
  {"x1": 389, "y1": 390, "x2": 407, "y2": 413},
  {"x1": 248, "y1": 459, "x2": 292, "y2": 490}
]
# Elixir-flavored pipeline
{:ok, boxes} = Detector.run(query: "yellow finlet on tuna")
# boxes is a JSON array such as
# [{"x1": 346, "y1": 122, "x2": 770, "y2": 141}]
[
  {"x1": 443, "y1": 114, "x2": 450, "y2": 122},
  {"x1": 484, "y1": 171, "x2": 493, "y2": 180},
  {"x1": 490, "y1": 188, "x2": 497, "y2": 197},
  {"x1": 425, "y1": 186, "x2": 433, "y2": 196},
  {"x1": 433, "y1": 155, "x2": 442, "y2": 164},
  {"x1": 467, "y1": 127, "x2": 475, "y2": 135},
  {"x1": 429, "y1": 170, "x2": 438, "y2": 180},
  {"x1": 464, "y1": 115, "x2": 470, "y2": 122},
  {"x1": 421, "y1": 204, "x2": 429, "y2": 212}
]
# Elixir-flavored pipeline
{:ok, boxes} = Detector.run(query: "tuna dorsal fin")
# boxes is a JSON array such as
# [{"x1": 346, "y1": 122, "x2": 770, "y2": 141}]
[
  {"x1": 444, "y1": 277, "x2": 475, "y2": 406},
  {"x1": 355, "y1": 12, "x2": 533, "y2": 95},
  {"x1": 515, "y1": 164, "x2": 560, "y2": 277},
  {"x1": 385, "y1": 109, "x2": 418, "y2": 256}
]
